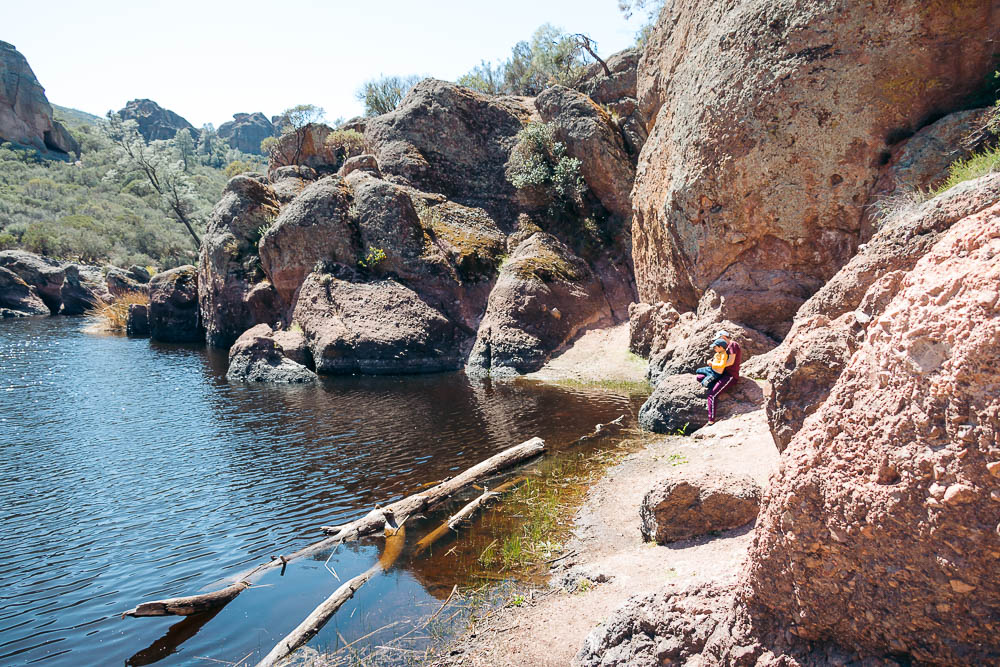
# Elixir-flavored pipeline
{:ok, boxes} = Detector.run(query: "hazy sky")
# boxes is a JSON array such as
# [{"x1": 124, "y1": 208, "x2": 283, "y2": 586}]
[{"x1": 6, "y1": 1, "x2": 648, "y2": 128}]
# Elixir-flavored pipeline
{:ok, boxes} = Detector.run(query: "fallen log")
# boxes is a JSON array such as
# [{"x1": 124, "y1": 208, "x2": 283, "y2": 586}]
[
  {"x1": 122, "y1": 437, "x2": 544, "y2": 620},
  {"x1": 256, "y1": 522, "x2": 407, "y2": 667},
  {"x1": 321, "y1": 437, "x2": 545, "y2": 542},
  {"x1": 413, "y1": 476, "x2": 526, "y2": 556}
]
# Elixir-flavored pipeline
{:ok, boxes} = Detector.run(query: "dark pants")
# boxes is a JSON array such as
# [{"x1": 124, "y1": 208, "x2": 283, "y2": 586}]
[
  {"x1": 707, "y1": 374, "x2": 735, "y2": 421},
  {"x1": 695, "y1": 367, "x2": 723, "y2": 387}
]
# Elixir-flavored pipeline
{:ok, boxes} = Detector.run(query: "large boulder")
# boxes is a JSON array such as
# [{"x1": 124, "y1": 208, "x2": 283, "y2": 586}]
[
  {"x1": 707, "y1": 201, "x2": 1000, "y2": 664},
  {"x1": 365, "y1": 79, "x2": 533, "y2": 223},
  {"x1": 0, "y1": 41, "x2": 78, "y2": 157},
  {"x1": 467, "y1": 232, "x2": 613, "y2": 376},
  {"x1": 117, "y1": 98, "x2": 196, "y2": 142},
  {"x1": 226, "y1": 324, "x2": 317, "y2": 383},
  {"x1": 0, "y1": 266, "x2": 48, "y2": 316},
  {"x1": 198, "y1": 175, "x2": 283, "y2": 347},
  {"x1": 60, "y1": 264, "x2": 103, "y2": 314},
  {"x1": 258, "y1": 176, "x2": 355, "y2": 305},
  {"x1": 265, "y1": 122, "x2": 338, "y2": 174},
  {"x1": 631, "y1": 0, "x2": 1000, "y2": 346},
  {"x1": 292, "y1": 270, "x2": 466, "y2": 374},
  {"x1": 535, "y1": 86, "x2": 636, "y2": 221},
  {"x1": 105, "y1": 267, "x2": 146, "y2": 297},
  {"x1": 639, "y1": 472, "x2": 762, "y2": 544},
  {"x1": 218, "y1": 112, "x2": 274, "y2": 155},
  {"x1": 638, "y1": 374, "x2": 763, "y2": 433},
  {"x1": 0, "y1": 250, "x2": 64, "y2": 313},
  {"x1": 148, "y1": 265, "x2": 202, "y2": 343},
  {"x1": 761, "y1": 173, "x2": 1000, "y2": 450}
]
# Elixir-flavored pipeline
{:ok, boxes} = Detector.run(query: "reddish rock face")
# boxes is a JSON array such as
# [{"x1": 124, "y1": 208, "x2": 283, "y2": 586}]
[
  {"x1": 148, "y1": 265, "x2": 202, "y2": 343},
  {"x1": 632, "y1": 0, "x2": 1000, "y2": 335},
  {"x1": 716, "y1": 205, "x2": 1000, "y2": 664},
  {"x1": 761, "y1": 173, "x2": 1000, "y2": 450},
  {"x1": 640, "y1": 472, "x2": 762, "y2": 544},
  {"x1": 226, "y1": 323, "x2": 316, "y2": 383},
  {"x1": 0, "y1": 41, "x2": 78, "y2": 157},
  {"x1": 0, "y1": 266, "x2": 49, "y2": 317}
]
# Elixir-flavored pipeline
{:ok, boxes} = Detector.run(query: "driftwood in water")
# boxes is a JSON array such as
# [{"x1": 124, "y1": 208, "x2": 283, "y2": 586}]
[
  {"x1": 256, "y1": 522, "x2": 407, "y2": 667},
  {"x1": 573, "y1": 414, "x2": 626, "y2": 445},
  {"x1": 321, "y1": 437, "x2": 545, "y2": 542},
  {"x1": 414, "y1": 476, "x2": 526, "y2": 556},
  {"x1": 122, "y1": 437, "x2": 544, "y2": 620}
]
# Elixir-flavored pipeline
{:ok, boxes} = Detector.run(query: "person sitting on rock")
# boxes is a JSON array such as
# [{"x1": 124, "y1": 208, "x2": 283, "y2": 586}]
[
  {"x1": 695, "y1": 339, "x2": 729, "y2": 388},
  {"x1": 706, "y1": 329, "x2": 742, "y2": 424}
]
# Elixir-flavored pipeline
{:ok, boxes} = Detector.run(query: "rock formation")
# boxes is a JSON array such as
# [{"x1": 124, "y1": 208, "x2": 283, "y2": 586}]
[
  {"x1": 218, "y1": 112, "x2": 274, "y2": 155},
  {"x1": 226, "y1": 324, "x2": 316, "y2": 383},
  {"x1": 638, "y1": 374, "x2": 763, "y2": 433},
  {"x1": 117, "y1": 99, "x2": 196, "y2": 142},
  {"x1": 629, "y1": 0, "x2": 1000, "y2": 360},
  {"x1": 0, "y1": 41, "x2": 79, "y2": 157},
  {"x1": 706, "y1": 194, "x2": 1000, "y2": 665},
  {"x1": 148, "y1": 265, "x2": 202, "y2": 343},
  {"x1": 0, "y1": 250, "x2": 65, "y2": 313},
  {"x1": 0, "y1": 266, "x2": 49, "y2": 317},
  {"x1": 640, "y1": 472, "x2": 761, "y2": 544}
]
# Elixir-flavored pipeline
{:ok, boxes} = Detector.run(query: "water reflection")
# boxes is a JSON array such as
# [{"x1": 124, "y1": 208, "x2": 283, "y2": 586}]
[{"x1": 0, "y1": 317, "x2": 640, "y2": 665}]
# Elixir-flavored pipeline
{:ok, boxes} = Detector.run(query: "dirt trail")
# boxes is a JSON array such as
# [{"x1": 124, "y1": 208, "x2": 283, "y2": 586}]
[
  {"x1": 523, "y1": 322, "x2": 648, "y2": 385},
  {"x1": 437, "y1": 408, "x2": 779, "y2": 666}
]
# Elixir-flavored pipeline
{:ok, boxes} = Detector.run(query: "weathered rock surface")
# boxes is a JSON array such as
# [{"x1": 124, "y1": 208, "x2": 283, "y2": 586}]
[
  {"x1": 292, "y1": 270, "x2": 465, "y2": 374},
  {"x1": 706, "y1": 203, "x2": 1000, "y2": 665},
  {"x1": 126, "y1": 303, "x2": 149, "y2": 337},
  {"x1": 258, "y1": 176, "x2": 355, "y2": 304},
  {"x1": 761, "y1": 173, "x2": 1000, "y2": 450},
  {"x1": 0, "y1": 266, "x2": 48, "y2": 316},
  {"x1": 631, "y1": 0, "x2": 1000, "y2": 350},
  {"x1": 575, "y1": 48, "x2": 647, "y2": 158},
  {"x1": 126, "y1": 265, "x2": 151, "y2": 283},
  {"x1": 337, "y1": 154, "x2": 380, "y2": 179},
  {"x1": 467, "y1": 232, "x2": 612, "y2": 376},
  {"x1": 218, "y1": 112, "x2": 274, "y2": 155},
  {"x1": 638, "y1": 375, "x2": 763, "y2": 433},
  {"x1": 60, "y1": 264, "x2": 102, "y2": 314},
  {"x1": 270, "y1": 327, "x2": 310, "y2": 367},
  {"x1": 0, "y1": 41, "x2": 79, "y2": 157},
  {"x1": 226, "y1": 323, "x2": 316, "y2": 383},
  {"x1": 536, "y1": 86, "x2": 635, "y2": 221},
  {"x1": 640, "y1": 472, "x2": 761, "y2": 544},
  {"x1": 198, "y1": 175, "x2": 282, "y2": 347},
  {"x1": 0, "y1": 250, "x2": 65, "y2": 313},
  {"x1": 868, "y1": 107, "x2": 995, "y2": 223},
  {"x1": 105, "y1": 267, "x2": 146, "y2": 297},
  {"x1": 365, "y1": 79, "x2": 533, "y2": 223},
  {"x1": 577, "y1": 581, "x2": 735, "y2": 667},
  {"x1": 266, "y1": 123, "x2": 338, "y2": 174},
  {"x1": 148, "y1": 265, "x2": 201, "y2": 343},
  {"x1": 117, "y1": 98, "x2": 196, "y2": 142}
]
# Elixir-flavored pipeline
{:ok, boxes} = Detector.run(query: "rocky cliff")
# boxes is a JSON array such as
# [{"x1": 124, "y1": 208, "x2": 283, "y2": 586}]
[
  {"x1": 0, "y1": 41, "x2": 79, "y2": 157},
  {"x1": 218, "y1": 112, "x2": 274, "y2": 154},
  {"x1": 117, "y1": 98, "x2": 196, "y2": 141},
  {"x1": 200, "y1": 71, "x2": 641, "y2": 374},
  {"x1": 629, "y1": 0, "x2": 1000, "y2": 368}
]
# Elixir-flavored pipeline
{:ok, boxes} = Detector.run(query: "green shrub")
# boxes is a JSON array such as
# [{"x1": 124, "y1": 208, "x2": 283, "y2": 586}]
[
  {"x1": 933, "y1": 146, "x2": 1000, "y2": 195},
  {"x1": 358, "y1": 246, "x2": 387, "y2": 269},
  {"x1": 507, "y1": 122, "x2": 584, "y2": 208},
  {"x1": 324, "y1": 129, "x2": 367, "y2": 164}
]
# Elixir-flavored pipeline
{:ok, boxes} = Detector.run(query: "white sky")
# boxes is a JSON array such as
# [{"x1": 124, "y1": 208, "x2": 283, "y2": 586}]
[{"x1": 6, "y1": 0, "x2": 648, "y2": 128}]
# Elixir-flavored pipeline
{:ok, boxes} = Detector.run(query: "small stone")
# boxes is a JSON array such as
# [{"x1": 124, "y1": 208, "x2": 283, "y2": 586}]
[
  {"x1": 991, "y1": 491, "x2": 1000, "y2": 503},
  {"x1": 942, "y1": 484, "x2": 975, "y2": 505},
  {"x1": 986, "y1": 461, "x2": 1000, "y2": 477},
  {"x1": 929, "y1": 482, "x2": 946, "y2": 499},
  {"x1": 949, "y1": 579, "x2": 975, "y2": 593}
]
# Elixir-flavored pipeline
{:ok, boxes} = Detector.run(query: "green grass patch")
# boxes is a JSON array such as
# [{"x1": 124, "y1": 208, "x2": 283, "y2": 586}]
[
  {"x1": 552, "y1": 377, "x2": 651, "y2": 395},
  {"x1": 933, "y1": 145, "x2": 1000, "y2": 195}
]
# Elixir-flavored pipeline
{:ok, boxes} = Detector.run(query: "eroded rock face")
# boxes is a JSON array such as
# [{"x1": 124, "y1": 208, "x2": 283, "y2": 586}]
[
  {"x1": 640, "y1": 473, "x2": 761, "y2": 544},
  {"x1": 535, "y1": 86, "x2": 635, "y2": 221},
  {"x1": 632, "y1": 0, "x2": 1000, "y2": 343},
  {"x1": 760, "y1": 173, "x2": 1000, "y2": 450},
  {"x1": 0, "y1": 41, "x2": 79, "y2": 157},
  {"x1": 638, "y1": 375, "x2": 763, "y2": 433},
  {"x1": 0, "y1": 250, "x2": 64, "y2": 313},
  {"x1": 126, "y1": 303, "x2": 149, "y2": 337},
  {"x1": 292, "y1": 270, "x2": 466, "y2": 374},
  {"x1": 467, "y1": 232, "x2": 612, "y2": 376},
  {"x1": 117, "y1": 98, "x2": 196, "y2": 142},
  {"x1": 266, "y1": 123, "x2": 338, "y2": 174},
  {"x1": 148, "y1": 265, "x2": 201, "y2": 343},
  {"x1": 198, "y1": 175, "x2": 282, "y2": 347},
  {"x1": 0, "y1": 266, "x2": 48, "y2": 317},
  {"x1": 577, "y1": 581, "x2": 735, "y2": 667},
  {"x1": 218, "y1": 112, "x2": 274, "y2": 155},
  {"x1": 226, "y1": 323, "x2": 316, "y2": 383},
  {"x1": 366, "y1": 79, "x2": 533, "y2": 223},
  {"x1": 258, "y1": 176, "x2": 355, "y2": 305},
  {"x1": 60, "y1": 264, "x2": 102, "y2": 315},
  {"x1": 709, "y1": 205, "x2": 1000, "y2": 664},
  {"x1": 105, "y1": 267, "x2": 146, "y2": 297}
]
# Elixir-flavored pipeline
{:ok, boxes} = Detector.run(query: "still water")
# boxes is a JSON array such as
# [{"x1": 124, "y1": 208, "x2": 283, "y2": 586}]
[{"x1": 0, "y1": 317, "x2": 638, "y2": 665}]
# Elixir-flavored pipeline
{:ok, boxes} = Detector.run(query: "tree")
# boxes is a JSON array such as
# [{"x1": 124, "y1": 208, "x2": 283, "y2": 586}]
[
  {"x1": 571, "y1": 34, "x2": 611, "y2": 77},
  {"x1": 265, "y1": 104, "x2": 325, "y2": 166},
  {"x1": 457, "y1": 60, "x2": 506, "y2": 95},
  {"x1": 174, "y1": 128, "x2": 195, "y2": 171},
  {"x1": 356, "y1": 75, "x2": 421, "y2": 117},
  {"x1": 617, "y1": 0, "x2": 665, "y2": 45},
  {"x1": 103, "y1": 113, "x2": 201, "y2": 248}
]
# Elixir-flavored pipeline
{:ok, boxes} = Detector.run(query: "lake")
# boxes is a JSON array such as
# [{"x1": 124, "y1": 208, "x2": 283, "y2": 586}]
[{"x1": 0, "y1": 316, "x2": 640, "y2": 665}]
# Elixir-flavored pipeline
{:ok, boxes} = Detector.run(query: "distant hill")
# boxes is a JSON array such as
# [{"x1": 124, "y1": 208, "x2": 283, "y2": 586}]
[{"x1": 52, "y1": 104, "x2": 100, "y2": 131}]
